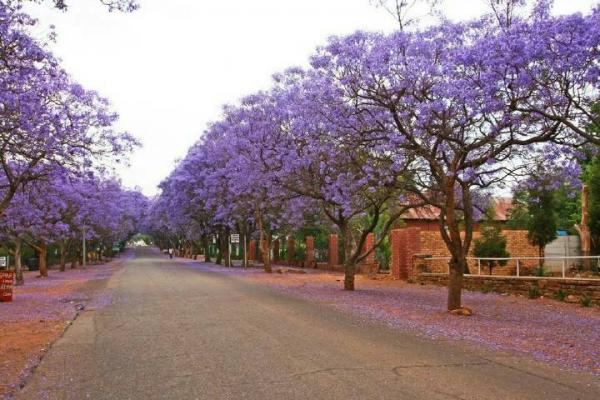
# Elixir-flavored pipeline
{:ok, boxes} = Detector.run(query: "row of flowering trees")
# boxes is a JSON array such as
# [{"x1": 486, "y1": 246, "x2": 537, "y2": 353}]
[
  {"x1": 150, "y1": 1, "x2": 600, "y2": 311},
  {"x1": 0, "y1": 2, "x2": 146, "y2": 284}
]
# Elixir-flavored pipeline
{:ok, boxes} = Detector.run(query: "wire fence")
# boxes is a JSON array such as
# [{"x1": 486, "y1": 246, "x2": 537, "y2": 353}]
[{"x1": 415, "y1": 255, "x2": 600, "y2": 279}]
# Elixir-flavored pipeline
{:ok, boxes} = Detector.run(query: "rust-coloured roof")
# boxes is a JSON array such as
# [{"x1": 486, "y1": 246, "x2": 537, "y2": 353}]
[{"x1": 403, "y1": 197, "x2": 513, "y2": 222}]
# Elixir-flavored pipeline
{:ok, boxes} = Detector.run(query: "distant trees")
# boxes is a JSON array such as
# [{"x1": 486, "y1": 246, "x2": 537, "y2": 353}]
[
  {"x1": 508, "y1": 177, "x2": 559, "y2": 262},
  {"x1": 473, "y1": 211, "x2": 510, "y2": 275},
  {"x1": 585, "y1": 157, "x2": 600, "y2": 253}
]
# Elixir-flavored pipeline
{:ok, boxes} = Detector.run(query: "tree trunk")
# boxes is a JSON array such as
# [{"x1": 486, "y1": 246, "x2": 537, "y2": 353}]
[
  {"x1": 59, "y1": 242, "x2": 66, "y2": 272},
  {"x1": 343, "y1": 261, "x2": 356, "y2": 291},
  {"x1": 341, "y1": 224, "x2": 355, "y2": 290},
  {"x1": 223, "y1": 228, "x2": 231, "y2": 267},
  {"x1": 203, "y1": 236, "x2": 211, "y2": 263},
  {"x1": 441, "y1": 178, "x2": 468, "y2": 311},
  {"x1": 215, "y1": 234, "x2": 223, "y2": 265},
  {"x1": 15, "y1": 238, "x2": 23, "y2": 286},
  {"x1": 260, "y1": 230, "x2": 271, "y2": 273},
  {"x1": 38, "y1": 241, "x2": 48, "y2": 277},
  {"x1": 447, "y1": 257, "x2": 464, "y2": 311}
]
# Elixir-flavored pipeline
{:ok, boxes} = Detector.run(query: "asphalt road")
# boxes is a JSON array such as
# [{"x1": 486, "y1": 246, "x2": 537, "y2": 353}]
[{"x1": 17, "y1": 248, "x2": 600, "y2": 399}]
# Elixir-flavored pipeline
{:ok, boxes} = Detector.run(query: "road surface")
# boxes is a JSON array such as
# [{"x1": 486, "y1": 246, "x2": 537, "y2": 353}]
[{"x1": 17, "y1": 248, "x2": 600, "y2": 399}]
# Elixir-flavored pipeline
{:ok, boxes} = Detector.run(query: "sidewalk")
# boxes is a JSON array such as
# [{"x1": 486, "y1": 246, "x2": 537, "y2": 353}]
[{"x1": 0, "y1": 256, "x2": 127, "y2": 399}]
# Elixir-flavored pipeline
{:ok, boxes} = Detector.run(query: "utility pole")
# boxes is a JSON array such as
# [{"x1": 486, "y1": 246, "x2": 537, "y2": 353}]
[
  {"x1": 243, "y1": 233, "x2": 248, "y2": 269},
  {"x1": 82, "y1": 224, "x2": 87, "y2": 269}
]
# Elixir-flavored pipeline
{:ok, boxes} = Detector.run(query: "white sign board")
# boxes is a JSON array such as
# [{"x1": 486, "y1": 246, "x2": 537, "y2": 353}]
[
  {"x1": 0, "y1": 256, "x2": 7, "y2": 268},
  {"x1": 230, "y1": 234, "x2": 240, "y2": 243}
]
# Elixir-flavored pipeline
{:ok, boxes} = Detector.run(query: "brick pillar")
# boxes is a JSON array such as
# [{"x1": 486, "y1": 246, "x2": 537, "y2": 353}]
[
  {"x1": 257, "y1": 238, "x2": 264, "y2": 262},
  {"x1": 391, "y1": 228, "x2": 421, "y2": 280},
  {"x1": 286, "y1": 237, "x2": 295, "y2": 265},
  {"x1": 329, "y1": 234, "x2": 338, "y2": 267},
  {"x1": 363, "y1": 233, "x2": 375, "y2": 265},
  {"x1": 391, "y1": 229, "x2": 401, "y2": 279},
  {"x1": 305, "y1": 236, "x2": 315, "y2": 267},
  {"x1": 272, "y1": 239, "x2": 279, "y2": 263},
  {"x1": 248, "y1": 240, "x2": 256, "y2": 262}
]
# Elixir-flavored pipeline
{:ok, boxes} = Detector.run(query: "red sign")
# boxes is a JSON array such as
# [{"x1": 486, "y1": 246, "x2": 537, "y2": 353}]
[{"x1": 0, "y1": 271, "x2": 15, "y2": 302}]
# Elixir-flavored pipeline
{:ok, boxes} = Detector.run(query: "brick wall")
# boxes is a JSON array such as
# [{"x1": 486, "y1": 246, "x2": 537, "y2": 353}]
[
  {"x1": 391, "y1": 228, "x2": 421, "y2": 279},
  {"x1": 248, "y1": 240, "x2": 256, "y2": 262},
  {"x1": 417, "y1": 229, "x2": 539, "y2": 276},
  {"x1": 329, "y1": 234, "x2": 338, "y2": 267},
  {"x1": 286, "y1": 237, "x2": 295, "y2": 265},
  {"x1": 419, "y1": 273, "x2": 600, "y2": 302}
]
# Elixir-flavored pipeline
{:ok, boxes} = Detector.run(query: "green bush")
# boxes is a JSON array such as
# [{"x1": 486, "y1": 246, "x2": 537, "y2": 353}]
[
  {"x1": 293, "y1": 247, "x2": 306, "y2": 261},
  {"x1": 532, "y1": 266, "x2": 547, "y2": 277},
  {"x1": 473, "y1": 217, "x2": 510, "y2": 275},
  {"x1": 554, "y1": 289, "x2": 568, "y2": 302},
  {"x1": 580, "y1": 294, "x2": 592, "y2": 307},
  {"x1": 528, "y1": 285, "x2": 541, "y2": 299}
]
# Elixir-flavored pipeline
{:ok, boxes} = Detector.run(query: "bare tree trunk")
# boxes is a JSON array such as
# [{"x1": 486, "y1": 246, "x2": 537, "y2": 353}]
[{"x1": 15, "y1": 238, "x2": 23, "y2": 286}]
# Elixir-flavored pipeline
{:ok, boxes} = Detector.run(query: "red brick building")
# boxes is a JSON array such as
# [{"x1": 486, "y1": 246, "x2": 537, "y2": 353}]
[{"x1": 402, "y1": 197, "x2": 513, "y2": 231}]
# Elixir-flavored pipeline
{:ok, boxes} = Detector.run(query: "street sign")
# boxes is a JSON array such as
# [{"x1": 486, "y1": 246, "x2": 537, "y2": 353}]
[
  {"x1": 0, "y1": 256, "x2": 7, "y2": 268},
  {"x1": 0, "y1": 270, "x2": 15, "y2": 302},
  {"x1": 230, "y1": 234, "x2": 240, "y2": 244}
]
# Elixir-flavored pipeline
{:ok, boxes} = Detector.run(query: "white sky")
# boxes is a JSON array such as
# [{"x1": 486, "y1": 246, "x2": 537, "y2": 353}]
[{"x1": 24, "y1": 0, "x2": 597, "y2": 196}]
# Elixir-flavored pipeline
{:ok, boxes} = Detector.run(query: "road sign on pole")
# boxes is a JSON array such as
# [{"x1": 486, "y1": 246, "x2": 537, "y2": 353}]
[
  {"x1": 0, "y1": 256, "x2": 8, "y2": 269},
  {"x1": 0, "y1": 270, "x2": 15, "y2": 302},
  {"x1": 230, "y1": 234, "x2": 240, "y2": 243},
  {"x1": 82, "y1": 224, "x2": 87, "y2": 269}
]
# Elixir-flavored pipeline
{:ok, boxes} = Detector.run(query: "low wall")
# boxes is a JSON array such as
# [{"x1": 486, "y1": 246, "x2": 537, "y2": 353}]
[
  {"x1": 419, "y1": 273, "x2": 600, "y2": 302},
  {"x1": 418, "y1": 229, "x2": 540, "y2": 275}
]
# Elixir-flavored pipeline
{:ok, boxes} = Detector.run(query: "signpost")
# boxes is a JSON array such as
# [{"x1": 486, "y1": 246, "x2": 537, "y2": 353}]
[
  {"x1": 229, "y1": 234, "x2": 240, "y2": 268},
  {"x1": 0, "y1": 270, "x2": 15, "y2": 302},
  {"x1": 0, "y1": 256, "x2": 7, "y2": 268},
  {"x1": 82, "y1": 224, "x2": 87, "y2": 269}
]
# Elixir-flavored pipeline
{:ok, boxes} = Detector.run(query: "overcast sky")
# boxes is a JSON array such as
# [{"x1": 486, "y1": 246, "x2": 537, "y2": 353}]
[{"x1": 24, "y1": 0, "x2": 597, "y2": 196}]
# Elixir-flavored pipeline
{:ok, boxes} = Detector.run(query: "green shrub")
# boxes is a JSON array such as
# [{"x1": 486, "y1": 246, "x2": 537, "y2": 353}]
[
  {"x1": 554, "y1": 289, "x2": 568, "y2": 302},
  {"x1": 532, "y1": 266, "x2": 547, "y2": 277},
  {"x1": 580, "y1": 294, "x2": 592, "y2": 307},
  {"x1": 528, "y1": 285, "x2": 541, "y2": 299}
]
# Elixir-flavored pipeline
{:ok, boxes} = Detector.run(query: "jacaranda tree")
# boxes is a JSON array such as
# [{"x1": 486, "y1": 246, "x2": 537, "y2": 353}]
[
  {"x1": 150, "y1": 0, "x2": 600, "y2": 311},
  {"x1": 0, "y1": 2, "x2": 137, "y2": 216}
]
